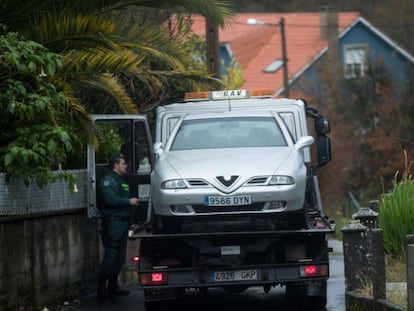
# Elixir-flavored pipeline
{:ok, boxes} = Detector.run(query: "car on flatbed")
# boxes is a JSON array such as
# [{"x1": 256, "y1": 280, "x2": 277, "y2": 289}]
[
  {"x1": 150, "y1": 110, "x2": 314, "y2": 232},
  {"x1": 149, "y1": 89, "x2": 330, "y2": 233}
]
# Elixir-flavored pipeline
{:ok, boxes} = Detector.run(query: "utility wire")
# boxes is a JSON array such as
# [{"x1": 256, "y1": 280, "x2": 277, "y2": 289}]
[
  {"x1": 387, "y1": 0, "x2": 414, "y2": 12},
  {"x1": 232, "y1": 20, "x2": 414, "y2": 28}
]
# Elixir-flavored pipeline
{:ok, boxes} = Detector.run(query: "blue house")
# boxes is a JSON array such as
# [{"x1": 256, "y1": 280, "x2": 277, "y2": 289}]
[{"x1": 190, "y1": 12, "x2": 414, "y2": 97}]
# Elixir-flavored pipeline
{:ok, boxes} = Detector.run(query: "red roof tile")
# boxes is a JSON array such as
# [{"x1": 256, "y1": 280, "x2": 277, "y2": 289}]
[{"x1": 190, "y1": 12, "x2": 360, "y2": 91}]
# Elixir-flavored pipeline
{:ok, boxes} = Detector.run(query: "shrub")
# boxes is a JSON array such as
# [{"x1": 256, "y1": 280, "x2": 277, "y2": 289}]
[
  {"x1": 0, "y1": 26, "x2": 85, "y2": 186},
  {"x1": 380, "y1": 153, "x2": 414, "y2": 257}
]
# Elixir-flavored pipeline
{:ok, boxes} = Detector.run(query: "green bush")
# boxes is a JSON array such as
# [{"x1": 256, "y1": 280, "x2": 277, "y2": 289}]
[
  {"x1": 0, "y1": 26, "x2": 88, "y2": 187},
  {"x1": 380, "y1": 179, "x2": 414, "y2": 257},
  {"x1": 95, "y1": 124, "x2": 123, "y2": 164}
]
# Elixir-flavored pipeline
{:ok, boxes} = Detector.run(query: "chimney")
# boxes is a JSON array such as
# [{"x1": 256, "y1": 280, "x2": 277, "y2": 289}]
[
  {"x1": 320, "y1": 5, "x2": 338, "y2": 40},
  {"x1": 320, "y1": 5, "x2": 339, "y2": 61}
]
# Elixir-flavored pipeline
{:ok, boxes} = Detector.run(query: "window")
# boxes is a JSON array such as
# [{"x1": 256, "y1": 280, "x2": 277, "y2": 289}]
[
  {"x1": 170, "y1": 117, "x2": 287, "y2": 150},
  {"x1": 344, "y1": 45, "x2": 368, "y2": 78},
  {"x1": 264, "y1": 59, "x2": 283, "y2": 73},
  {"x1": 219, "y1": 44, "x2": 234, "y2": 77},
  {"x1": 278, "y1": 112, "x2": 297, "y2": 141}
]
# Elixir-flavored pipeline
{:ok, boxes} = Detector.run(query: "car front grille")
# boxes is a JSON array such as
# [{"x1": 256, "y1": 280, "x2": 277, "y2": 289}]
[
  {"x1": 187, "y1": 177, "x2": 270, "y2": 187},
  {"x1": 192, "y1": 203, "x2": 264, "y2": 213},
  {"x1": 187, "y1": 179, "x2": 209, "y2": 187},
  {"x1": 246, "y1": 177, "x2": 268, "y2": 185}
]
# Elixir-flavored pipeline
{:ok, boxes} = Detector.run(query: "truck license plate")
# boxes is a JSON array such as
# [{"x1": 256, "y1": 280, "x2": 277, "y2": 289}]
[
  {"x1": 205, "y1": 195, "x2": 251, "y2": 206},
  {"x1": 211, "y1": 270, "x2": 257, "y2": 282}
]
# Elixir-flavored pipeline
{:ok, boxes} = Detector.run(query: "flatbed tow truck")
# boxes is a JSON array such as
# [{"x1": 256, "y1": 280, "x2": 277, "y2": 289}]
[
  {"x1": 129, "y1": 224, "x2": 333, "y2": 310},
  {"x1": 87, "y1": 89, "x2": 335, "y2": 310}
]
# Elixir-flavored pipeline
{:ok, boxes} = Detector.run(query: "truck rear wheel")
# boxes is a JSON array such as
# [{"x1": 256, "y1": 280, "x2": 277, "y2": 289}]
[
  {"x1": 306, "y1": 295, "x2": 327, "y2": 310},
  {"x1": 144, "y1": 301, "x2": 163, "y2": 311},
  {"x1": 286, "y1": 280, "x2": 327, "y2": 310}
]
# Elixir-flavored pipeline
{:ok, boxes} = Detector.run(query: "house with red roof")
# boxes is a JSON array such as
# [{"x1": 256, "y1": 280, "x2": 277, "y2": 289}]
[{"x1": 189, "y1": 11, "x2": 414, "y2": 97}]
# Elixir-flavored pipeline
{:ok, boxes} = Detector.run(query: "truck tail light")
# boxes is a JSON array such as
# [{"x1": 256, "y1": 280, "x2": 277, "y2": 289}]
[
  {"x1": 152, "y1": 273, "x2": 164, "y2": 282},
  {"x1": 140, "y1": 272, "x2": 168, "y2": 285},
  {"x1": 300, "y1": 264, "x2": 328, "y2": 278},
  {"x1": 304, "y1": 265, "x2": 317, "y2": 275}
]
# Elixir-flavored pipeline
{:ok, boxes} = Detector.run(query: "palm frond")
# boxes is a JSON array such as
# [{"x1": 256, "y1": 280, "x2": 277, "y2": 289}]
[
  {"x1": 62, "y1": 49, "x2": 145, "y2": 75},
  {"x1": 92, "y1": 0, "x2": 233, "y2": 27},
  {"x1": 51, "y1": 79, "x2": 95, "y2": 143},
  {"x1": 115, "y1": 19, "x2": 206, "y2": 71},
  {"x1": 138, "y1": 68, "x2": 222, "y2": 90},
  {"x1": 2, "y1": 0, "x2": 232, "y2": 115},
  {"x1": 66, "y1": 97, "x2": 94, "y2": 142},
  {"x1": 29, "y1": 13, "x2": 118, "y2": 52},
  {"x1": 79, "y1": 74, "x2": 137, "y2": 113}
]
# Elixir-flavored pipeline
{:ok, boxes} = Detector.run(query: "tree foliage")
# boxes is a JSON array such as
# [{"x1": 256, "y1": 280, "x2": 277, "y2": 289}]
[
  {"x1": 0, "y1": 0, "x2": 232, "y2": 115},
  {"x1": 224, "y1": 58, "x2": 245, "y2": 89},
  {"x1": 0, "y1": 27, "x2": 89, "y2": 186},
  {"x1": 306, "y1": 58, "x2": 414, "y2": 208},
  {"x1": 232, "y1": 0, "x2": 414, "y2": 212},
  {"x1": 0, "y1": 0, "x2": 234, "y2": 182}
]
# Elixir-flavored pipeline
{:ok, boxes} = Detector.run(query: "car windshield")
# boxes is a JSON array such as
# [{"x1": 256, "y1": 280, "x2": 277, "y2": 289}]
[{"x1": 170, "y1": 117, "x2": 287, "y2": 150}]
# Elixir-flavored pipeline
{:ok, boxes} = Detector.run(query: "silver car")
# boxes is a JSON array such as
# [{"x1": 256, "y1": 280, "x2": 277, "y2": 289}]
[{"x1": 150, "y1": 111, "x2": 314, "y2": 232}]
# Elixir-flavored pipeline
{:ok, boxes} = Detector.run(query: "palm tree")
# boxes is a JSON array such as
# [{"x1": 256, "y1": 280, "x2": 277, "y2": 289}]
[{"x1": 0, "y1": 0, "x2": 233, "y2": 114}]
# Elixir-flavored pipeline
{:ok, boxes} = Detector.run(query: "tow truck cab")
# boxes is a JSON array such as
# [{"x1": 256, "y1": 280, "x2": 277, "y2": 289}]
[{"x1": 86, "y1": 114, "x2": 153, "y2": 222}]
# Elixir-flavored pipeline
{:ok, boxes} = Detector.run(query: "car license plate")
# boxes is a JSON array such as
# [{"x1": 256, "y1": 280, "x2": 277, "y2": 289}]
[
  {"x1": 205, "y1": 195, "x2": 251, "y2": 206},
  {"x1": 211, "y1": 270, "x2": 258, "y2": 282}
]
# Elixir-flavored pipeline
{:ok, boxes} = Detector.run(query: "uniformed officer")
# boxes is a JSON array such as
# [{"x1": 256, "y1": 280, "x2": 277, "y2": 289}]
[{"x1": 97, "y1": 154, "x2": 138, "y2": 302}]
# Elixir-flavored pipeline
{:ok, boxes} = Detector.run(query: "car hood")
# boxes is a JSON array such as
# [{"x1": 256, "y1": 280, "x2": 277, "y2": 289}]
[{"x1": 162, "y1": 147, "x2": 295, "y2": 179}]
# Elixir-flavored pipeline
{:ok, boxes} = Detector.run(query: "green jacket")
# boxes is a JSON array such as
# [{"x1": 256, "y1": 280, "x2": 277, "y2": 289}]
[{"x1": 100, "y1": 170, "x2": 131, "y2": 217}]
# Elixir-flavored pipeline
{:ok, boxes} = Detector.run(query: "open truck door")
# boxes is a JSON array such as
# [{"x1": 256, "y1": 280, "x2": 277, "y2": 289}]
[{"x1": 87, "y1": 115, "x2": 153, "y2": 223}]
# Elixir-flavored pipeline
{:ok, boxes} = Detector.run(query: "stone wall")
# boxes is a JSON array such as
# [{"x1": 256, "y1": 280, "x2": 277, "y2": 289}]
[
  {"x1": 0, "y1": 209, "x2": 140, "y2": 307},
  {"x1": 0, "y1": 169, "x2": 142, "y2": 308},
  {"x1": 0, "y1": 209, "x2": 99, "y2": 305}
]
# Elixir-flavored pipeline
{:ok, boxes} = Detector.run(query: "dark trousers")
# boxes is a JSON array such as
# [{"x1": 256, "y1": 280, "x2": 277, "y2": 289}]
[{"x1": 98, "y1": 219, "x2": 128, "y2": 289}]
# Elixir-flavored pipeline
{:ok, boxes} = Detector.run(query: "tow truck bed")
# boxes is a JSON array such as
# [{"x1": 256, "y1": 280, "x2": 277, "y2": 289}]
[
  {"x1": 129, "y1": 227, "x2": 334, "y2": 240},
  {"x1": 131, "y1": 225, "x2": 333, "y2": 309}
]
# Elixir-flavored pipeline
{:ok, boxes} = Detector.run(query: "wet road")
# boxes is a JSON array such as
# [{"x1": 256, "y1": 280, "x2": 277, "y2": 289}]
[{"x1": 73, "y1": 241, "x2": 345, "y2": 311}]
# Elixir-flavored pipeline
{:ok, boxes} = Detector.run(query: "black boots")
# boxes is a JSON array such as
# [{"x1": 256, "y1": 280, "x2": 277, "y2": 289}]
[
  {"x1": 97, "y1": 277, "x2": 119, "y2": 304},
  {"x1": 97, "y1": 276, "x2": 108, "y2": 300},
  {"x1": 108, "y1": 275, "x2": 130, "y2": 296},
  {"x1": 97, "y1": 275, "x2": 129, "y2": 303},
  {"x1": 108, "y1": 287, "x2": 130, "y2": 296}
]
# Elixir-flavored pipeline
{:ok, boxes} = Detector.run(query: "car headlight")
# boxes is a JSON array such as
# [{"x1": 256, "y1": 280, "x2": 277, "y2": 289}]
[
  {"x1": 269, "y1": 175, "x2": 295, "y2": 185},
  {"x1": 161, "y1": 179, "x2": 187, "y2": 189}
]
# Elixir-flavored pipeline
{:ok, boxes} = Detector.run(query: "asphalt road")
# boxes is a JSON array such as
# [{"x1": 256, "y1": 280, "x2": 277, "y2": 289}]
[{"x1": 72, "y1": 240, "x2": 345, "y2": 311}]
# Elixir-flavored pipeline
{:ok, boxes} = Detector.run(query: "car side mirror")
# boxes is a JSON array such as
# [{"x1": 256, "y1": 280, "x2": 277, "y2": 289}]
[
  {"x1": 153, "y1": 142, "x2": 164, "y2": 157},
  {"x1": 295, "y1": 136, "x2": 314, "y2": 150},
  {"x1": 317, "y1": 135, "x2": 331, "y2": 166}
]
